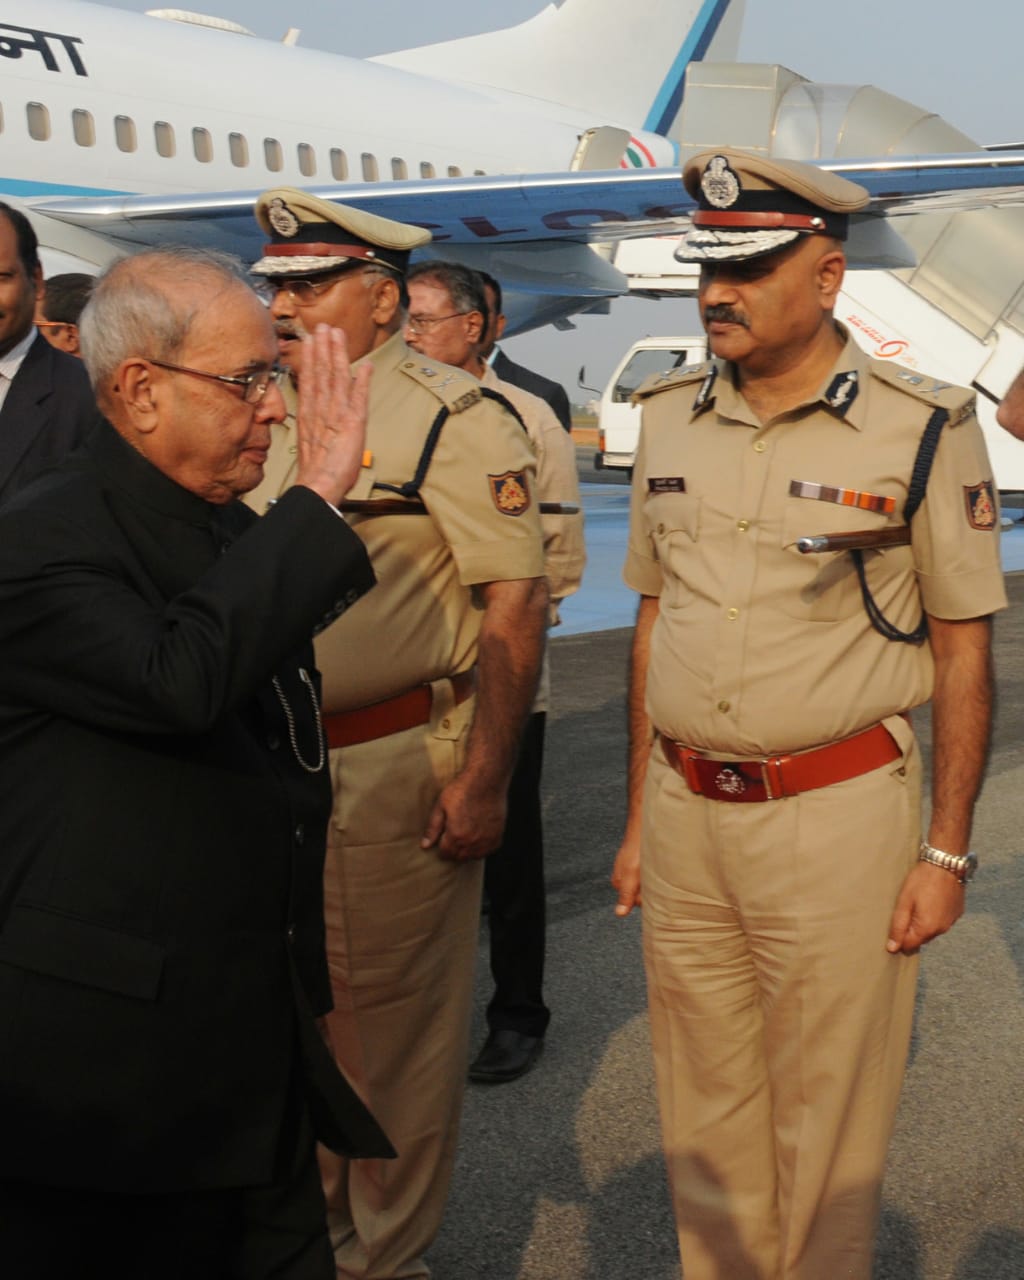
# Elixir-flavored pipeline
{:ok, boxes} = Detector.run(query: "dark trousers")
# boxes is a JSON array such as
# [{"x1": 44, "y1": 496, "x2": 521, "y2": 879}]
[
  {"x1": 484, "y1": 710, "x2": 550, "y2": 1038},
  {"x1": 0, "y1": 1090, "x2": 333, "y2": 1280}
]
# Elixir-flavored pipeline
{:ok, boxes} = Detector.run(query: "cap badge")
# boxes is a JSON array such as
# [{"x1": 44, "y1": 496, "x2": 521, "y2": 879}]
[
  {"x1": 701, "y1": 156, "x2": 741, "y2": 210},
  {"x1": 267, "y1": 198, "x2": 300, "y2": 239}
]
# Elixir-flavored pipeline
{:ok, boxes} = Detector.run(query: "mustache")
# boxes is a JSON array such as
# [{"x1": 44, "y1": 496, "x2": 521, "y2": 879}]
[
  {"x1": 703, "y1": 305, "x2": 749, "y2": 328},
  {"x1": 274, "y1": 320, "x2": 306, "y2": 340}
]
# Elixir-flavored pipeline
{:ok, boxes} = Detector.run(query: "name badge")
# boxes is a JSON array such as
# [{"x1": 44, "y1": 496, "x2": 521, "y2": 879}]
[{"x1": 648, "y1": 477, "x2": 686, "y2": 494}]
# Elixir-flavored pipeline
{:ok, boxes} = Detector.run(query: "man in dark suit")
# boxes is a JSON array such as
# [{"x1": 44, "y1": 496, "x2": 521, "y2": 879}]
[
  {"x1": 0, "y1": 204, "x2": 100, "y2": 503},
  {"x1": 479, "y1": 271, "x2": 574, "y2": 434},
  {"x1": 0, "y1": 246, "x2": 391, "y2": 1279}
]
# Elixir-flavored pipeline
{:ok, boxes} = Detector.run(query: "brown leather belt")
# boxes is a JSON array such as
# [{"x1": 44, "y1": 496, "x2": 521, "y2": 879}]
[
  {"x1": 323, "y1": 668, "x2": 476, "y2": 750},
  {"x1": 659, "y1": 721, "x2": 902, "y2": 803}
]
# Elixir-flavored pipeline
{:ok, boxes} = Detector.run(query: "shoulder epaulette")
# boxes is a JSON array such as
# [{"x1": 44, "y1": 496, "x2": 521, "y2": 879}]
[
  {"x1": 399, "y1": 359, "x2": 481, "y2": 413},
  {"x1": 870, "y1": 363, "x2": 976, "y2": 427},
  {"x1": 632, "y1": 361, "x2": 711, "y2": 405}
]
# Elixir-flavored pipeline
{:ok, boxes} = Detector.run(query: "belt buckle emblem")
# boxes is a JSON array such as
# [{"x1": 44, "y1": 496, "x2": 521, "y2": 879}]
[{"x1": 714, "y1": 766, "x2": 747, "y2": 796}]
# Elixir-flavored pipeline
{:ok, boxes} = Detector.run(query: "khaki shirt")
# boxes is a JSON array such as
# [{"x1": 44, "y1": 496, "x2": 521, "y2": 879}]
[
  {"x1": 246, "y1": 333, "x2": 544, "y2": 714},
  {"x1": 480, "y1": 365, "x2": 586, "y2": 616},
  {"x1": 624, "y1": 332, "x2": 1007, "y2": 755}
]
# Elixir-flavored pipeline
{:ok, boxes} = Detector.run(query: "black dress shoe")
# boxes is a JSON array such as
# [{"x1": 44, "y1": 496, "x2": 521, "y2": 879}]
[{"x1": 468, "y1": 1030, "x2": 543, "y2": 1084}]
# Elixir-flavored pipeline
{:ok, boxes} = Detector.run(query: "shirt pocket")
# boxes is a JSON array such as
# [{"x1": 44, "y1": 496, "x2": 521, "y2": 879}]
[
  {"x1": 645, "y1": 491, "x2": 701, "y2": 610},
  {"x1": 780, "y1": 499, "x2": 892, "y2": 623}
]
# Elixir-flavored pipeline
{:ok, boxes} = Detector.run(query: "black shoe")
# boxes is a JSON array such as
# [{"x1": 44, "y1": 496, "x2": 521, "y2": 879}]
[{"x1": 468, "y1": 1030, "x2": 543, "y2": 1084}]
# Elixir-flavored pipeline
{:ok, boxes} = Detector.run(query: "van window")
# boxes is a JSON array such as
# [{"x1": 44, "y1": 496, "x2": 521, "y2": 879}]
[
  {"x1": 27, "y1": 103, "x2": 51, "y2": 141},
  {"x1": 114, "y1": 115, "x2": 137, "y2": 153},
  {"x1": 72, "y1": 109, "x2": 95, "y2": 147},
  {"x1": 612, "y1": 349, "x2": 690, "y2": 402},
  {"x1": 155, "y1": 121, "x2": 175, "y2": 157}
]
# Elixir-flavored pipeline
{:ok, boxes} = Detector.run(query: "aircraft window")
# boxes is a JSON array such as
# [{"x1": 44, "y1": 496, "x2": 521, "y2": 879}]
[
  {"x1": 473, "y1": 170, "x2": 485, "y2": 176},
  {"x1": 361, "y1": 153, "x2": 378, "y2": 181},
  {"x1": 264, "y1": 138, "x2": 283, "y2": 172},
  {"x1": 192, "y1": 127, "x2": 213, "y2": 163},
  {"x1": 72, "y1": 109, "x2": 95, "y2": 147},
  {"x1": 612, "y1": 349, "x2": 690, "y2": 403},
  {"x1": 391, "y1": 158, "x2": 408, "y2": 180},
  {"x1": 154, "y1": 121, "x2": 175, "y2": 158},
  {"x1": 297, "y1": 143, "x2": 316, "y2": 177},
  {"x1": 420, "y1": 162, "x2": 436, "y2": 179},
  {"x1": 115, "y1": 115, "x2": 137, "y2": 153},
  {"x1": 447, "y1": 165, "x2": 462, "y2": 178},
  {"x1": 229, "y1": 132, "x2": 249, "y2": 168},
  {"x1": 27, "y1": 103, "x2": 51, "y2": 142},
  {"x1": 330, "y1": 149, "x2": 348, "y2": 181}
]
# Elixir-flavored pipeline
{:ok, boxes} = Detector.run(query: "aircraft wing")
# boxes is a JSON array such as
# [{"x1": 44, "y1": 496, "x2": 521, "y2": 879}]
[{"x1": 24, "y1": 153, "x2": 1024, "y2": 331}]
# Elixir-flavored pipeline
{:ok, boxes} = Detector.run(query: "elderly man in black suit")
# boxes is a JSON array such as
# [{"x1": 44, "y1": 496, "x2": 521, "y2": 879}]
[
  {"x1": 0, "y1": 245, "x2": 391, "y2": 1279},
  {"x1": 0, "y1": 203, "x2": 99, "y2": 502},
  {"x1": 479, "y1": 270, "x2": 574, "y2": 434}
]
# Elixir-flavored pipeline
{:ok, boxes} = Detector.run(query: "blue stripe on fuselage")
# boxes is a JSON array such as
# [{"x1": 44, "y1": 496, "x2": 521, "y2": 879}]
[
  {"x1": 0, "y1": 176, "x2": 126, "y2": 198},
  {"x1": 642, "y1": 0, "x2": 734, "y2": 137}
]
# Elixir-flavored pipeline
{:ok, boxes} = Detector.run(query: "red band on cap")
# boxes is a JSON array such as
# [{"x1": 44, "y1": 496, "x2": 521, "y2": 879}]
[
  {"x1": 262, "y1": 242, "x2": 378, "y2": 259},
  {"x1": 692, "y1": 211, "x2": 827, "y2": 231}
]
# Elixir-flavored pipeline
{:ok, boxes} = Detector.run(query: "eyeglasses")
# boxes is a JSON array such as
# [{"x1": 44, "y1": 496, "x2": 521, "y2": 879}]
[
  {"x1": 36, "y1": 320, "x2": 71, "y2": 330},
  {"x1": 254, "y1": 268, "x2": 367, "y2": 307},
  {"x1": 404, "y1": 311, "x2": 472, "y2": 335},
  {"x1": 148, "y1": 358, "x2": 287, "y2": 405}
]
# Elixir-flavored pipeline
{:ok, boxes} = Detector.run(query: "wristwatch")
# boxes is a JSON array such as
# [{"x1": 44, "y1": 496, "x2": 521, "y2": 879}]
[{"x1": 919, "y1": 840, "x2": 978, "y2": 885}]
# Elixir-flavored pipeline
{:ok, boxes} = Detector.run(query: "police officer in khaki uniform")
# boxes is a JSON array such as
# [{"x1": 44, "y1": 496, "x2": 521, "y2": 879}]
[
  {"x1": 246, "y1": 190, "x2": 548, "y2": 1280},
  {"x1": 404, "y1": 260, "x2": 586, "y2": 1082},
  {"x1": 611, "y1": 150, "x2": 1006, "y2": 1280}
]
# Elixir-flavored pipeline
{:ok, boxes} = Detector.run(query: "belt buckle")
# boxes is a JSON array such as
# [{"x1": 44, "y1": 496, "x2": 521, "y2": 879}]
[
  {"x1": 759, "y1": 756, "x2": 788, "y2": 800},
  {"x1": 712, "y1": 764, "x2": 749, "y2": 797}
]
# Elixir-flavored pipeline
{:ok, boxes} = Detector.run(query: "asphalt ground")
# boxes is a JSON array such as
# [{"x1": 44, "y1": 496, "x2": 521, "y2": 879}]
[{"x1": 425, "y1": 493, "x2": 1024, "y2": 1279}]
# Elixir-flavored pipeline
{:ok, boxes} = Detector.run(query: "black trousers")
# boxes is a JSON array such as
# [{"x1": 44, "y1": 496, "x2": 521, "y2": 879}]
[
  {"x1": 483, "y1": 710, "x2": 550, "y2": 1038},
  {"x1": 0, "y1": 1088, "x2": 333, "y2": 1280}
]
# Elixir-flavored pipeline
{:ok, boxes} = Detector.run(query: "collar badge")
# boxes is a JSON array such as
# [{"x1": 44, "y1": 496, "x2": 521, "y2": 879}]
[
  {"x1": 701, "y1": 156, "x2": 741, "y2": 210},
  {"x1": 267, "y1": 198, "x2": 300, "y2": 239},
  {"x1": 694, "y1": 364, "x2": 718, "y2": 409},
  {"x1": 824, "y1": 370, "x2": 859, "y2": 411}
]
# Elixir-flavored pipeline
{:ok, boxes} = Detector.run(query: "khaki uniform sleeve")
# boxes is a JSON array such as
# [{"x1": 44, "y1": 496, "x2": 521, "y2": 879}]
[
  {"x1": 422, "y1": 398, "x2": 545, "y2": 585},
  {"x1": 623, "y1": 413, "x2": 664, "y2": 597},
  {"x1": 533, "y1": 400, "x2": 585, "y2": 610},
  {"x1": 912, "y1": 407, "x2": 1007, "y2": 618}
]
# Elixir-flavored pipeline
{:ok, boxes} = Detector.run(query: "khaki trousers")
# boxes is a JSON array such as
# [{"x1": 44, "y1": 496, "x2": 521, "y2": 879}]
[
  {"x1": 318, "y1": 682, "x2": 481, "y2": 1280},
  {"x1": 641, "y1": 716, "x2": 921, "y2": 1280}
]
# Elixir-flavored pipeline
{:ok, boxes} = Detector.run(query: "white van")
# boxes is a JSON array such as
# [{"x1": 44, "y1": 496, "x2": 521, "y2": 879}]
[{"x1": 595, "y1": 336, "x2": 707, "y2": 474}]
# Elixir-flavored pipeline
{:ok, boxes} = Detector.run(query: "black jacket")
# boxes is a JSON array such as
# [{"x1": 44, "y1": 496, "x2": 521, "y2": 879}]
[
  {"x1": 0, "y1": 422, "x2": 389, "y2": 1192},
  {"x1": 492, "y1": 347, "x2": 573, "y2": 434},
  {"x1": 0, "y1": 332, "x2": 101, "y2": 503}
]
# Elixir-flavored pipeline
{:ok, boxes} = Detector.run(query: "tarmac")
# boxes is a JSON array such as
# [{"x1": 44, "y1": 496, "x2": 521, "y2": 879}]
[{"x1": 425, "y1": 466, "x2": 1024, "y2": 1279}]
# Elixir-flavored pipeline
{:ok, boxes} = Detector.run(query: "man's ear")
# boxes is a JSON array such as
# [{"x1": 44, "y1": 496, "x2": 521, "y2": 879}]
[
  {"x1": 370, "y1": 275, "x2": 402, "y2": 327},
  {"x1": 117, "y1": 359, "x2": 160, "y2": 434},
  {"x1": 494, "y1": 312, "x2": 507, "y2": 343},
  {"x1": 816, "y1": 248, "x2": 846, "y2": 308},
  {"x1": 465, "y1": 310, "x2": 484, "y2": 344}
]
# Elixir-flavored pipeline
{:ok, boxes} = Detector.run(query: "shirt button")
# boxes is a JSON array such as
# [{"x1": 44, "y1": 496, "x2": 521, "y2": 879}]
[
  {"x1": 737, "y1": 519, "x2": 750, "y2": 532},
  {"x1": 753, "y1": 440, "x2": 767, "y2": 453},
  {"x1": 726, "y1": 608, "x2": 739, "y2": 620},
  {"x1": 717, "y1": 699, "x2": 731, "y2": 713},
  {"x1": 441, "y1": 717, "x2": 451, "y2": 730},
  {"x1": 656, "y1": 523, "x2": 665, "y2": 535},
  {"x1": 294, "y1": 823, "x2": 305, "y2": 846}
]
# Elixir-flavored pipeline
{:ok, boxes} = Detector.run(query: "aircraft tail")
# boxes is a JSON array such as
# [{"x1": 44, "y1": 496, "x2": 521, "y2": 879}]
[{"x1": 371, "y1": 0, "x2": 746, "y2": 140}]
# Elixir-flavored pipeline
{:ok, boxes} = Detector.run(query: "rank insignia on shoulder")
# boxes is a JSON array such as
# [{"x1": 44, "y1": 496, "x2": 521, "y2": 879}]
[
  {"x1": 489, "y1": 470, "x2": 532, "y2": 516},
  {"x1": 964, "y1": 480, "x2": 997, "y2": 530},
  {"x1": 823, "y1": 370, "x2": 859, "y2": 411}
]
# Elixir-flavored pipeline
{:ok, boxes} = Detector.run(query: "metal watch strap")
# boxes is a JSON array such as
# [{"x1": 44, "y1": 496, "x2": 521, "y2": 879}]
[{"x1": 919, "y1": 840, "x2": 977, "y2": 884}]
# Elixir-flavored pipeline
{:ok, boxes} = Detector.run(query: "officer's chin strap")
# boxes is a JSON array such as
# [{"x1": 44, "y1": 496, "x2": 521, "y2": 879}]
[{"x1": 852, "y1": 405, "x2": 949, "y2": 646}]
